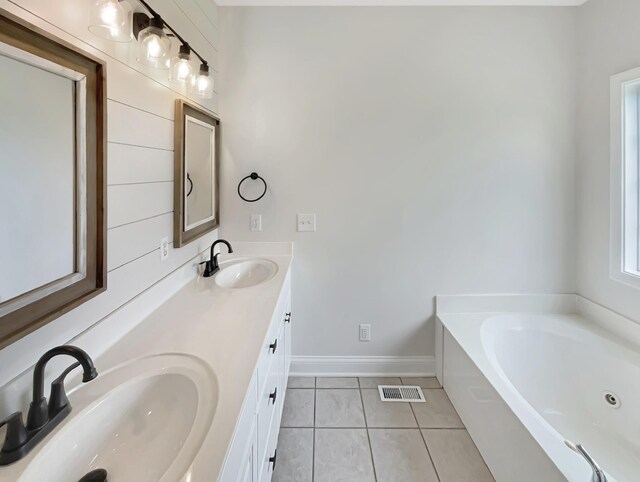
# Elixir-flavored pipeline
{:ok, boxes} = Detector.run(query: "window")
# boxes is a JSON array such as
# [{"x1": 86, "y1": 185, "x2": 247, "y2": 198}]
[{"x1": 611, "y1": 68, "x2": 640, "y2": 288}]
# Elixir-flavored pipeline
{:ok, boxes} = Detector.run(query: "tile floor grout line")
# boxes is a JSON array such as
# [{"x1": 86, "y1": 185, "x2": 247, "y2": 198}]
[
  {"x1": 419, "y1": 429, "x2": 443, "y2": 482},
  {"x1": 312, "y1": 378, "x2": 317, "y2": 482},
  {"x1": 358, "y1": 381, "x2": 379, "y2": 482},
  {"x1": 285, "y1": 426, "x2": 466, "y2": 430},
  {"x1": 411, "y1": 397, "x2": 442, "y2": 482},
  {"x1": 314, "y1": 388, "x2": 362, "y2": 390}
]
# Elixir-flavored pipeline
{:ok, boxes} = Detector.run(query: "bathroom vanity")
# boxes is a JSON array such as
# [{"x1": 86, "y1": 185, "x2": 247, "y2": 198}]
[
  {"x1": 0, "y1": 247, "x2": 292, "y2": 481},
  {"x1": 218, "y1": 264, "x2": 292, "y2": 482}
]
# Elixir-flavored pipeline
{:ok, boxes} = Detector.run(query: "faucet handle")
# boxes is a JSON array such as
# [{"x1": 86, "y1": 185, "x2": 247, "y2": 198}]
[
  {"x1": 0, "y1": 412, "x2": 28, "y2": 453},
  {"x1": 565, "y1": 441, "x2": 608, "y2": 482},
  {"x1": 48, "y1": 362, "x2": 81, "y2": 417}
]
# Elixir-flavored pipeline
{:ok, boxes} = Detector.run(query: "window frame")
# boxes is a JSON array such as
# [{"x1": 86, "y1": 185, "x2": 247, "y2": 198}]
[{"x1": 610, "y1": 67, "x2": 640, "y2": 289}]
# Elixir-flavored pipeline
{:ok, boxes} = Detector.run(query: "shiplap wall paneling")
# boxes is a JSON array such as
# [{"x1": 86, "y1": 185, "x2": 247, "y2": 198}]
[
  {"x1": 150, "y1": 0, "x2": 219, "y2": 59},
  {"x1": 175, "y1": 0, "x2": 220, "y2": 48},
  {"x1": 108, "y1": 143, "x2": 174, "y2": 185},
  {"x1": 108, "y1": 100, "x2": 174, "y2": 149},
  {"x1": 108, "y1": 213, "x2": 174, "y2": 271},
  {"x1": 108, "y1": 183, "x2": 174, "y2": 228},
  {"x1": 195, "y1": 0, "x2": 219, "y2": 27}
]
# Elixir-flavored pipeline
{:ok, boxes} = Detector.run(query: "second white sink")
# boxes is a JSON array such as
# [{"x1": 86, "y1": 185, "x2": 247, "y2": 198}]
[
  {"x1": 17, "y1": 354, "x2": 217, "y2": 482},
  {"x1": 215, "y1": 258, "x2": 278, "y2": 289}
]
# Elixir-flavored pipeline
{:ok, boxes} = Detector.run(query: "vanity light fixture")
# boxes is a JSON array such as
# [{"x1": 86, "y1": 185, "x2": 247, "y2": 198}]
[
  {"x1": 89, "y1": 0, "x2": 214, "y2": 96},
  {"x1": 191, "y1": 63, "x2": 214, "y2": 99},
  {"x1": 135, "y1": 15, "x2": 171, "y2": 69},
  {"x1": 88, "y1": 0, "x2": 132, "y2": 42},
  {"x1": 169, "y1": 44, "x2": 194, "y2": 85}
]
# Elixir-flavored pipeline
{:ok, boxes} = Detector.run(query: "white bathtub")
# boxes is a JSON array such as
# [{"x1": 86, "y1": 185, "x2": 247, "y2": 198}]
[{"x1": 436, "y1": 295, "x2": 640, "y2": 482}]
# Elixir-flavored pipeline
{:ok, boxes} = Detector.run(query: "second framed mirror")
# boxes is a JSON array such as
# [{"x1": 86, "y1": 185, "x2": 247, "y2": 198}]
[{"x1": 174, "y1": 100, "x2": 220, "y2": 248}]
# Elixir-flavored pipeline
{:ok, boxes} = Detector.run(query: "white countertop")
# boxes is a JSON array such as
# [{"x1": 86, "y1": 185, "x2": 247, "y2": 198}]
[{"x1": 1, "y1": 251, "x2": 292, "y2": 481}]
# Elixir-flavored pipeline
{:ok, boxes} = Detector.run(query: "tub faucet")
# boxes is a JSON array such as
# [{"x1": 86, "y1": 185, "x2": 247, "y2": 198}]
[
  {"x1": 201, "y1": 239, "x2": 233, "y2": 277},
  {"x1": 0, "y1": 345, "x2": 97, "y2": 466},
  {"x1": 565, "y1": 441, "x2": 607, "y2": 482}
]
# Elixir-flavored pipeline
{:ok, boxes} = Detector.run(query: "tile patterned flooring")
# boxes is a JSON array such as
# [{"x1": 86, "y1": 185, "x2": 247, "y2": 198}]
[{"x1": 273, "y1": 377, "x2": 494, "y2": 482}]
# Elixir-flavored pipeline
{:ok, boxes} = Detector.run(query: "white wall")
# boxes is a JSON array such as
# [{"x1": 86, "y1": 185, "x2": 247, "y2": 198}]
[
  {"x1": 219, "y1": 7, "x2": 578, "y2": 361},
  {"x1": 0, "y1": 0, "x2": 219, "y2": 388},
  {"x1": 576, "y1": 0, "x2": 640, "y2": 324}
]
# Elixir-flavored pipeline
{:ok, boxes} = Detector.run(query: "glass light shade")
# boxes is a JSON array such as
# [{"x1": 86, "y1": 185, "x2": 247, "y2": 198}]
[
  {"x1": 191, "y1": 64, "x2": 214, "y2": 99},
  {"x1": 136, "y1": 18, "x2": 171, "y2": 69},
  {"x1": 169, "y1": 46, "x2": 194, "y2": 85},
  {"x1": 88, "y1": 0, "x2": 132, "y2": 42}
]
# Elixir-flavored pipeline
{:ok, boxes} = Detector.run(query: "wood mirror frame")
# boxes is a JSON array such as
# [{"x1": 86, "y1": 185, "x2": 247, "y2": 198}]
[
  {"x1": 0, "y1": 10, "x2": 106, "y2": 349},
  {"x1": 174, "y1": 99, "x2": 220, "y2": 247}
]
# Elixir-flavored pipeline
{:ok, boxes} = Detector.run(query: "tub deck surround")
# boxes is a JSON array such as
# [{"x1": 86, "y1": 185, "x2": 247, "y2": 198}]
[
  {"x1": 0, "y1": 243, "x2": 292, "y2": 481},
  {"x1": 436, "y1": 294, "x2": 640, "y2": 482}
]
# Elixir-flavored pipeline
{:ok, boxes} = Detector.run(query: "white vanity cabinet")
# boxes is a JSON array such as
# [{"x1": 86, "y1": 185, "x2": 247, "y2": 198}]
[{"x1": 219, "y1": 278, "x2": 292, "y2": 482}]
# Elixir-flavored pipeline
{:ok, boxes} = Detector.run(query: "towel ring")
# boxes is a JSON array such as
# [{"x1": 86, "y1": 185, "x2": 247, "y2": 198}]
[{"x1": 237, "y1": 172, "x2": 267, "y2": 203}]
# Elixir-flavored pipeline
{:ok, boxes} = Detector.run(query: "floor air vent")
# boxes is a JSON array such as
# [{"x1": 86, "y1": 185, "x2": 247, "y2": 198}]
[{"x1": 378, "y1": 385, "x2": 426, "y2": 403}]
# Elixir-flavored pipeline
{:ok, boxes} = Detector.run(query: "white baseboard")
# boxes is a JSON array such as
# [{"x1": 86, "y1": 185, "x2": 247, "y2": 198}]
[{"x1": 290, "y1": 356, "x2": 435, "y2": 377}]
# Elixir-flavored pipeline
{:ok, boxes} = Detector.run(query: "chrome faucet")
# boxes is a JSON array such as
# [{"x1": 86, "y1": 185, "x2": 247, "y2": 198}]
[
  {"x1": 201, "y1": 239, "x2": 233, "y2": 278},
  {"x1": 565, "y1": 441, "x2": 608, "y2": 482},
  {"x1": 0, "y1": 345, "x2": 97, "y2": 465}
]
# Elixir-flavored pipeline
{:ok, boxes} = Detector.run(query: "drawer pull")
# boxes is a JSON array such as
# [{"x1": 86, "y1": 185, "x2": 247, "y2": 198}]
[
  {"x1": 285, "y1": 312, "x2": 291, "y2": 323},
  {"x1": 269, "y1": 450, "x2": 277, "y2": 470},
  {"x1": 269, "y1": 387, "x2": 278, "y2": 404},
  {"x1": 269, "y1": 339, "x2": 278, "y2": 354}
]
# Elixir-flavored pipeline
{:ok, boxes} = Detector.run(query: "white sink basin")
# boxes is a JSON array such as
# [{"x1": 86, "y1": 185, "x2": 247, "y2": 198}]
[
  {"x1": 215, "y1": 258, "x2": 278, "y2": 289},
  {"x1": 17, "y1": 354, "x2": 217, "y2": 482}
]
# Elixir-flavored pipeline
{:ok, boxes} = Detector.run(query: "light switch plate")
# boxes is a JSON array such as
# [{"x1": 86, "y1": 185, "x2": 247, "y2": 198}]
[
  {"x1": 297, "y1": 213, "x2": 316, "y2": 232},
  {"x1": 160, "y1": 237, "x2": 169, "y2": 261},
  {"x1": 251, "y1": 214, "x2": 262, "y2": 232}
]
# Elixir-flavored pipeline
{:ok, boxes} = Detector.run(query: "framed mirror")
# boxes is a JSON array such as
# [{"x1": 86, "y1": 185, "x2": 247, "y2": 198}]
[
  {"x1": 0, "y1": 10, "x2": 106, "y2": 348},
  {"x1": 174, "y1": 100, "x2": 220, "y2": 247}
]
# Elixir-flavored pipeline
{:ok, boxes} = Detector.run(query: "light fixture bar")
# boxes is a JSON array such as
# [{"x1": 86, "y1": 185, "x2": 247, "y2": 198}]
[{"x1": 133, "y1": 0, "x2": 209, "y2": 68}]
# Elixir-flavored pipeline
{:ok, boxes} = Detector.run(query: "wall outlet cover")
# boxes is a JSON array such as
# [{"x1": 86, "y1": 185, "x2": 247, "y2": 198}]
[
  {"x1": 359, "y1": 323, "x2": 371, "y2": 342},
  {"x1": 160, "y1": 237, "x2": 169, "y2": 261}
]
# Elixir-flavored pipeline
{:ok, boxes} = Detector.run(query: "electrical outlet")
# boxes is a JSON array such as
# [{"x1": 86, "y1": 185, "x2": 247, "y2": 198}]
[
  {"x1": 160, "y1": 237, "x2": 169, "y2": 261},
  {"x1": 251, "y1": 214, "x2": 262, "y2": 232},
  {"x1": 359, "y1": 324, "x2": 371, "y2": 342},
  {"x1": 297, "y1": 213, "x2": 316, "y2": 232}
]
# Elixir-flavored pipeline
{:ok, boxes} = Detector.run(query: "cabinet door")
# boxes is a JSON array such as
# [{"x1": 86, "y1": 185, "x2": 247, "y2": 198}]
[
  {"x1": 240, "y1": 453, "x2": 255, "y2": 482},
  {"x1": 219, "y1": 373, "x2": 258, "y2": 482},
  {"x1": 284, "y1": 309, "x2": 292, "y2": 383},
  {"x1": 240, "y1": 425, "x2": 258, "y2": 482},
  {"x1": 276, "y1": 323, "x2": 286, "y2": 424}
]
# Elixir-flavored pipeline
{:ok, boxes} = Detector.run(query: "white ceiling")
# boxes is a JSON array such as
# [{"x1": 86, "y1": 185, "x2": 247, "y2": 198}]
[{"x1": 216, "y1": 0, "x2": 587, "y2": 6}]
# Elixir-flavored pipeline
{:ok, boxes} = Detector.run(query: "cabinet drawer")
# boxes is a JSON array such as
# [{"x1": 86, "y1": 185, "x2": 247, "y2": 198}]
[
  {"x1": 276, "y1": 323, "x2": 287, "y2": 418},
  {"x1": 260, "y1": 397, "x2": 282, "y2": 482},
  {"x1": 258, "y1": 326, "x2": 279, "y2": 380},
  {"x1": 257, "y1": 359, "x2": 279, "y2": 467},
  {"x1": 257, "y1": 312, "x2": 288, "y2": 396}
]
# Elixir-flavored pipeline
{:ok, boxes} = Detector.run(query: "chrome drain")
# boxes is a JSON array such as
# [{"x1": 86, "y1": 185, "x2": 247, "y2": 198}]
[
  {"x1": 603, "y1": 391, "x2": 621, "y2": 408},
  {"x1": 78, "y1": 469, "x2": 107, "y2": 482}
]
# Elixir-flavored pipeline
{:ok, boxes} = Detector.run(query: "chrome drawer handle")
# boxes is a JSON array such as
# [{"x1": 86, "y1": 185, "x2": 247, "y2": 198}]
[
  {"x1": 269, "y1": 339, "x2": 278, "y2": 354},
  {"x1": 269, "y1": 387, "x2": 277, "y2": 405}
]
